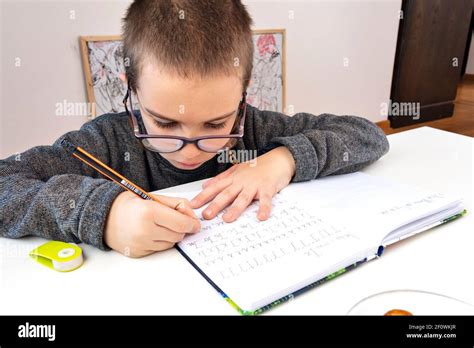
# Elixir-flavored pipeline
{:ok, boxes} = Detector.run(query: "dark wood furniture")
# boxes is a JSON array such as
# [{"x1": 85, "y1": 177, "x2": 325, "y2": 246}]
[{"x1": 389, "y1": 0, "x2": 474, "y2": 128}]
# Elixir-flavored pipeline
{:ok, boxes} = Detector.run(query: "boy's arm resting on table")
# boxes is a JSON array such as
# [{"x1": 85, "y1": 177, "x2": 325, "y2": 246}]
[
  {"x1": 248, "y1": 107, "x2": 390, "y2": 182},
  {"x1": 0, "y1": 118, "x2": 124, "y2": 250}
]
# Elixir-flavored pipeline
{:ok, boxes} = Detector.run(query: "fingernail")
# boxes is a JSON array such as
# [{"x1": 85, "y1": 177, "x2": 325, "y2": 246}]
[
  {"x1": 226, "y1": 212, "x2": 234, "y2": 220},
  {"x1": 203, "y1": 208, "x2": 212, "y2": 218}
]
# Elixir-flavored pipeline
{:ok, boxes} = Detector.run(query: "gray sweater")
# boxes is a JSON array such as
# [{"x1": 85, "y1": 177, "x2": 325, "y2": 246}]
[{"x1": 0, "y1": 105, "x2": 389, "y2": 250}]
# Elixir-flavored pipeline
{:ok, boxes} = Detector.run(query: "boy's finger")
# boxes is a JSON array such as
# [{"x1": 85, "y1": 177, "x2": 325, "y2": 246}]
[
  {"x1": 202, "y1": 164, "x2": 237, "y2": 188},
  {"x1": 191, "y1": 177, "x2": 233, "y2": 208},
  {"x1": 202, "y1": 185, "x2": 241, "y2": 220},
  {"x1": 153, "y1": 194, "x2": 198, "y2": 219},
  {"x1": 174, "y1": 200, "x2": 199, "y2": 219},
  {"x1": 152, "y1": 204, "x2": 201, "y2": 234},
  {"x1": 257, "y1": 190, "x2": 273, "y2": 221},
  {"x1": 147, "y1": 223, "x2": 187, "y2": 243},
  {"x1": 143, "y1": 221, "x2": 186, "y2": 245},
  {"x1": 222, "y1": 188, "x2": 256, "y2": 223}
]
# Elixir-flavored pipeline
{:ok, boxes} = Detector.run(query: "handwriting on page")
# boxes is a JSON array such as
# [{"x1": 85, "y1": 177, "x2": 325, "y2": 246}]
[
  {"x1": 377, "y1": 193, "x2": 445, "y2": 216},
  {"x1": 179, "y1": 194, "x2": 360, "y2": 281}
]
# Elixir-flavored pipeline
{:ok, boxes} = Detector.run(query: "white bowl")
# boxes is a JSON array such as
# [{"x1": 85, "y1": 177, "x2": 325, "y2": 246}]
[{"x1": 347, "y1": 290, "x2": 474, "y2": 315}]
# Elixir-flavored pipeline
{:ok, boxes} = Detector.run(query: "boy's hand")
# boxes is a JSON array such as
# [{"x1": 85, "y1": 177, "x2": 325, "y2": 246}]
[
  {"x1": 190, "y1": 146, "x2": 296, "y2": 222},
  {"x1": 104, "y1": 192, "x2": 200, "y2": 258}
]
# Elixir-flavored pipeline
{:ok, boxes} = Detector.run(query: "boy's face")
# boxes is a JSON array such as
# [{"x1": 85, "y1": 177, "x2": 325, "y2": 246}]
[{"x1": 135, "y1": 61, "x2": 243, "y2": 170}]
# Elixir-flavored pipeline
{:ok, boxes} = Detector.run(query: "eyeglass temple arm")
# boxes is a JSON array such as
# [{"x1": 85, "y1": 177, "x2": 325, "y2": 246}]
[
  {"x1": 123, "y1": 85, "x2": 140, "y2": 133},
  {"x1": 238, "y1": 91, "x2": 247, "y2": 132}
]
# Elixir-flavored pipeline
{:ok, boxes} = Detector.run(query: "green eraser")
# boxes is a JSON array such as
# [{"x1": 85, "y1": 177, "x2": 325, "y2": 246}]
[{"x1": 29, "y1": 241, "x2": 83, "y2": 272}]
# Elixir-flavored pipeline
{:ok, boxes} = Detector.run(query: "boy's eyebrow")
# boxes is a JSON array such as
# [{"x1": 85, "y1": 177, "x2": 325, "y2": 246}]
[{"x1": 144, "y1": 107, "x2": 237, "y2": 123}]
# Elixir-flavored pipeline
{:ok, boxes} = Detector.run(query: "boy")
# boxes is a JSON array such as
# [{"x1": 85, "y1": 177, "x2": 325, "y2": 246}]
[{"x1": 0, "y1": 0, "x2": 389, "y2": 258}]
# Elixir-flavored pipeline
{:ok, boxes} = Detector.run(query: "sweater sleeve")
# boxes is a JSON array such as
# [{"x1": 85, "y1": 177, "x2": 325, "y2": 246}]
[
  {"x1": 247, "y1": 107, "x2": 390, "y2": 182},
  {"x1": 0, "y1": 117, "x2": 125, "y2": 250}
]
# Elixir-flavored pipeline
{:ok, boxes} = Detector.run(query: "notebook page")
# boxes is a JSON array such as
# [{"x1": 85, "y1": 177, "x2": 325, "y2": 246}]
[
  {"x1": 160, "y1": 190, "x2": 374, "y2": 311},
  {"x1": 279, "y1": 172, "x2": 463, "y2": 243},
  {"x1": 157, "y1": 172, "x2": 462, "y2": 310}
]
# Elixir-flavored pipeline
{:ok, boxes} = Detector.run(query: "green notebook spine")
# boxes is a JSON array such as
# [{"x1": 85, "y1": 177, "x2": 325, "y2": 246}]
[{"x1": 240, "y1": 258, "x2": 369, "y2": 316}]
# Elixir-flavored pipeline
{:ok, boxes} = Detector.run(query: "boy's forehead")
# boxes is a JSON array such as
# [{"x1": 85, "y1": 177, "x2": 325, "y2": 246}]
[
  {"x1": 139, "y1": 61, "x2": 242, "y2": 91},
  {"x1": 139, "y1": 62, "x2": 242, "y2": 100},
  {"x1": 137, "y1": 61, "x2": 243, "y2": 120}
]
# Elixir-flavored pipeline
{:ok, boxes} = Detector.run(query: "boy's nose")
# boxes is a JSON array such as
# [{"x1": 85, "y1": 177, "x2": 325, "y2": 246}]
[{"x1": 179, "y1": 142, "x2": 202, "y2": 158}]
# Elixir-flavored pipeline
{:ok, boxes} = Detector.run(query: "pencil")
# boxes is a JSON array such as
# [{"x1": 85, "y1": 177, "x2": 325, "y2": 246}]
[{"x1": 61, "y1": 138, "x2": 170, "y2": 206}]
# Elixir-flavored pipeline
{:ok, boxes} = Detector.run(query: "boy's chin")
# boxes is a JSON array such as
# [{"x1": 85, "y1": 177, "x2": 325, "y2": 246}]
[{"x1": 166, "y1": 157, "x2": 209, "y2": 170}]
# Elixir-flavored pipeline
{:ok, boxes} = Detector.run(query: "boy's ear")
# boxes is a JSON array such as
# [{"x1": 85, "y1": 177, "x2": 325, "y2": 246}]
[{"x1": 119, "y1": 73, "x2": 127, "y2": 84}]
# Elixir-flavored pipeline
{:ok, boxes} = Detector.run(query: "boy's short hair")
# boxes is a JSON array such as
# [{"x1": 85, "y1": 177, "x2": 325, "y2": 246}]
[{"x1": 122, "y1": 0, "x2": 254, "y2": 92}]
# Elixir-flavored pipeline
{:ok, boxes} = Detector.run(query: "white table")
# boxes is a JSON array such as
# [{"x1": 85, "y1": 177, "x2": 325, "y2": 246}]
[{"x1": 1, "y1": 127, "x2": 472, "y2": 315}]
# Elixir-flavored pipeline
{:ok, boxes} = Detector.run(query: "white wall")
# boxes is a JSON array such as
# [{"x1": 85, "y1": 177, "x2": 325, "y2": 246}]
[
  {"x1": 0, "y1": 0, "x2": 132, "y2": 158},
  {"x1": 0, "y1": 0, "x2": 401, "y2": 159},
  {"x1": 244, "y1": 0, "x2": 401, "y2": 120}
]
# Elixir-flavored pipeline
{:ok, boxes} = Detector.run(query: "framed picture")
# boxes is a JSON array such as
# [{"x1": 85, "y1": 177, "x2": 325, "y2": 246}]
[
  {"x1": 80, "y1": 29, "x2": 285, "y2": 119},
  {"x1": 80, "y1": 35, "x2": 134, "y2": 119},
  {"x1": 248, "y1": 29, "x2": 286, "y2": 113}
]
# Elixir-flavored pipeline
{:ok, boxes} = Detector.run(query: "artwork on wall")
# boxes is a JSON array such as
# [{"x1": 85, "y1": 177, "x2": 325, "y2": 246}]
[
  {"x1": 248, "y1": 29, "x2": 286, "y2": 113},
  {"x1": 80, "y1": 35, "x2": 134, "y2": 118},
  {"x1": 80, "y1": 29, "x2": 285, "y2": 119}
]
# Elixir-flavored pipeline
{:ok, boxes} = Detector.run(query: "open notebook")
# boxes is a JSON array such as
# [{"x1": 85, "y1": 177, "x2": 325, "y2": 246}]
[{"x1": 158, "y1": 172, "x2": 466, "y2": 315}]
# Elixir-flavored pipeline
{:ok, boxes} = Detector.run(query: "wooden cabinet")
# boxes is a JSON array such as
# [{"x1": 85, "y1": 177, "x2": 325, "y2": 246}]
[{"x1": 389, "y1": 0, "x2": 473, "y2": 128}]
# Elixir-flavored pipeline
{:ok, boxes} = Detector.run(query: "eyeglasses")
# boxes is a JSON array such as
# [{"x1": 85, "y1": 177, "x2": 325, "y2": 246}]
[{"x1": 123, "y1": 85, "x2": 247, "y2": 153}]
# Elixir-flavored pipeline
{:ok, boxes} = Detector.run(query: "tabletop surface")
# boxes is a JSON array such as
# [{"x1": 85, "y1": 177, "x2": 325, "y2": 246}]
[{"x1": 1, "y1": 126, "x2": 472, "y2": 315}]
